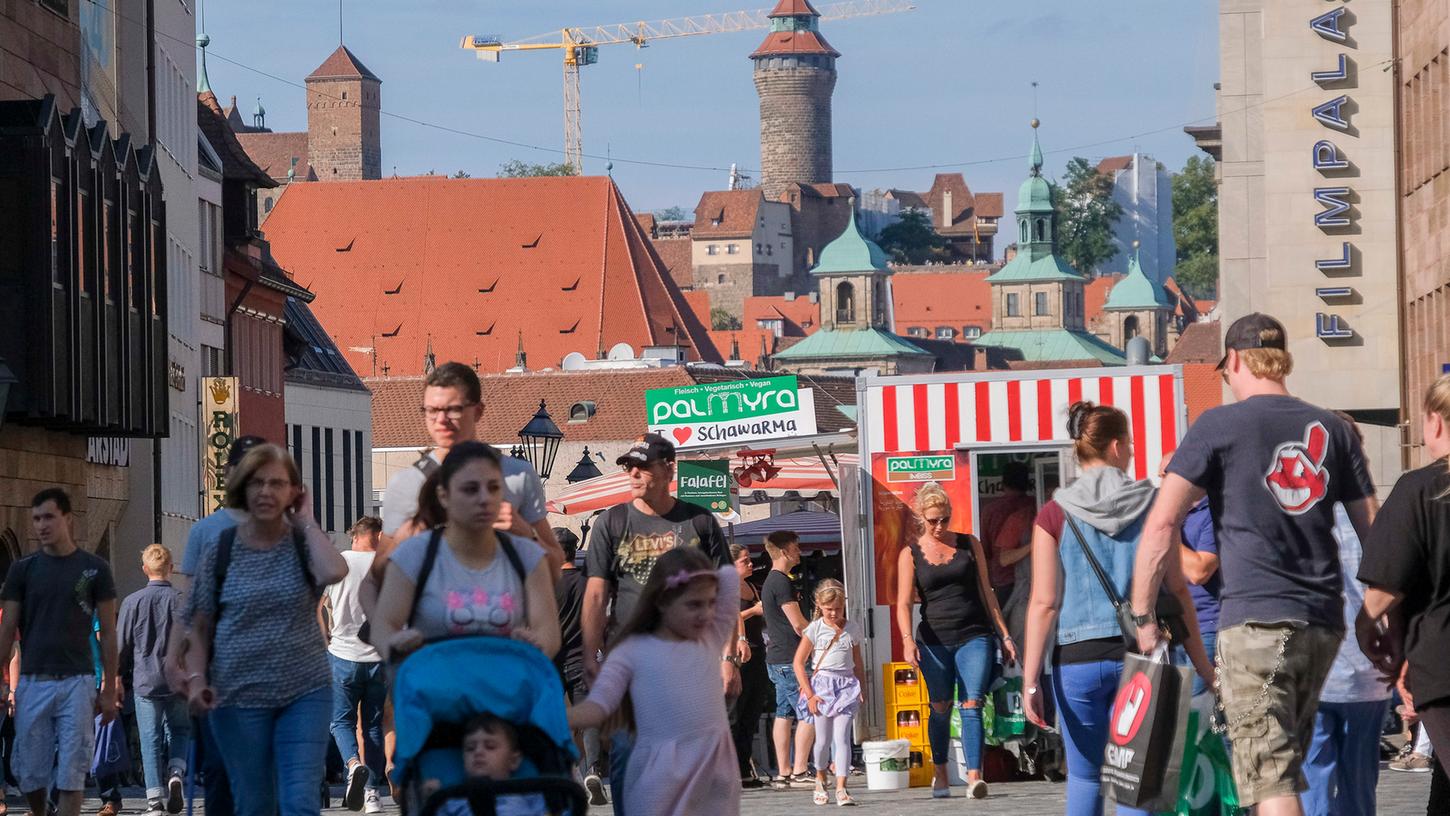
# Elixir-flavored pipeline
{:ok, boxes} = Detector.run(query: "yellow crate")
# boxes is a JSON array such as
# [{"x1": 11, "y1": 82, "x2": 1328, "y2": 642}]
[
  {"x1": 886, "y1": 705, "x2": 927, "y2": 744},
  {"x1": 907, "y1": 745, "x2": 934, "y2": 788},
  {"x1": 882, "y1": 662, "x2": 924, "y2": 707}
]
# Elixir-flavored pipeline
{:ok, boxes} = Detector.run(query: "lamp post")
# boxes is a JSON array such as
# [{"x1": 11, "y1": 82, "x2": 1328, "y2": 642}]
[
  {"x1": 517, "y1": 399, "x2": 564, "y2": 482},
  {"x1": 565, "y1": 446, "x2": 603, "y2": 483},
  {"x1": 0, "y1": 358, "x2": 15, "y2": 434}
]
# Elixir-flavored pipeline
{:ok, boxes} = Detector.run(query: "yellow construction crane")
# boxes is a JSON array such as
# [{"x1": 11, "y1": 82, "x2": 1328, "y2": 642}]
[{"x1": 460, "y1": 1, "x2": 914, "y2": 173}]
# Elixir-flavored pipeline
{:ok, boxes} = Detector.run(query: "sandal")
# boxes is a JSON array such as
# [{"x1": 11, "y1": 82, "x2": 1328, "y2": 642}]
[
  {"x1": 836, "y1": 789, "x2": 856, "y2": 807},
  {"x1": 813, "y1": 782, "x2": 829, "y2": 806}
]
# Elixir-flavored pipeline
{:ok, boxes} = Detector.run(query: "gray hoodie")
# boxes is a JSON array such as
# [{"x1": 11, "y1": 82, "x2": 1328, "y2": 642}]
[{"x1": 1052, "y1": 465, "x2": 1156, "y2": 536}]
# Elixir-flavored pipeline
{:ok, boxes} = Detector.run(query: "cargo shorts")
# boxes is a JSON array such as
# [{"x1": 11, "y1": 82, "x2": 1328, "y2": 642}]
[
  {"x1": 13, "y1": 674, "x2": 99, "y2": 793},
  {"x1": 1215, "y1": 622, "x2": 1340, "y2": 806}
]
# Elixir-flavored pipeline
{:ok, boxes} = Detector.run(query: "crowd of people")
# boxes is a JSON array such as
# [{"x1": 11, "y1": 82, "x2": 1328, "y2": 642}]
[{"x1": 0, "y1": 314, "x2": 1448, "y2": 816}]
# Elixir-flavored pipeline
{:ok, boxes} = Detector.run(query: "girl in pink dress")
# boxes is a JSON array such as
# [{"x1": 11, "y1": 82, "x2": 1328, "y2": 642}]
[{"x1": 567, "y1": 548, "x2": 741, "y2": 816}]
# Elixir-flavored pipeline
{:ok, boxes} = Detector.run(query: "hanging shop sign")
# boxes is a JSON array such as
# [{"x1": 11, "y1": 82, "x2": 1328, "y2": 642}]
[
  {"x1": 646, "y1": 375, "x2": 818, "y2": 449},
  {"x1": 884, "y1": 454, "x2": 956, "y2": 484},
  {"x1": 201, "y1": 376, "x2": 239, "y2": 514},
  {"x1": 677, "y1": 459, "x2": 734, "y2": 513}
]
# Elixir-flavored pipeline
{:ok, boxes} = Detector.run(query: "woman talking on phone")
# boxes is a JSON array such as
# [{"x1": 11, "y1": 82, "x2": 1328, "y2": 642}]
[{"x1": 182, "y1": 444, "x2": 349, "y2": 816}]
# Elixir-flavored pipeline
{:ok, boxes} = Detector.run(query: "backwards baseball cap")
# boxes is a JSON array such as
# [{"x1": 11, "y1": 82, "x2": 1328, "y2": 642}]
[
  {"x1": 1217, "y1": 312, "x2": 1287, "y2": 370},
  {"x1": 616, "y1": 432, "x2": 676, "y2": 467},
  {"x1": 227, "y1": 435, "x2": 268, "y2": 468}
]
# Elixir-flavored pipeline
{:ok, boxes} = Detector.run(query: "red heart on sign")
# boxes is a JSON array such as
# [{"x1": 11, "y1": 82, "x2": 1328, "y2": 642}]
[{"x1": 672, "y1": 427, "x2": 692, "y2": 445}]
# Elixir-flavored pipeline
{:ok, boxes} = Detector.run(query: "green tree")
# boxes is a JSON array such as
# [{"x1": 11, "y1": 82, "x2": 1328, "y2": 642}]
[
  {"x1": 1053, "y1": 157, "x2": 1123, "y2": 276},
  {"x1": 655, "y1": 205, "x2": 689, "y2": 221},
  {"x1": 710, "y1": 308, "x2": 741, "y2": 331},
  {"x1": 1172, "y1": 155, "x2": 1219, "y2": 299},
  {"x1": 453, "y1": 170, "x2": 472, "y2": 179},
  {"x1": 498, "y1": 159, "x2": 577, "y2": 178},
  {"x1": 876, "y1": 208, "x2": 947, "y2": 265}
]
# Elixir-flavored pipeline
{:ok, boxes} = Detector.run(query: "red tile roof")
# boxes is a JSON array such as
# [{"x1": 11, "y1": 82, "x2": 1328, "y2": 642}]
[
  {"x1": 1164, "y1": 321, "x2": 1222, "y2": 366},
  {"x1": 886, "y1": 189, "x2": 927, "y2": 209},
  {"x1": 1084, "y1": 275, "x2": 1119, "y2": 322},
  {"x1": 891, "y1": 271, "x2": 992, "y2": 339},
  {"x1": 681, "y1": 290, "x2": 713, "y2": 331},
  {"x1": 307, "y1": 45, "x2": 379, "y2": 82},
  {"x1": 1181, "y1": 363, "x2": 1222, "y2": 424},
  {"x1": 693, "y1": 190, "x2": 763, "y2": 239},
  {"x1": 635, "y1": 212, "x2": 656, "y2": 236},
  {"x1": 768, "y1": 0, "x2": 822, "y2": 16},
  {"x1": 750, "y1": 30, "x2": 840, "y2": 58},
  {"x1": 366, "y1": 368, "x2": 695, "y2": 448},
  {"x1": 1097, "y1": 155, "x2": 1134, "y2": 174},
  {"x1": 922, "y1": 174, "x2": 1002, "y2": 235},
  {"x1": 709, "y1": 329, "x2": 780, "y2": 363},
  {"x1": 651, "y1": 238, "x2": 694, "y2": 291},
  {"x1": 236, "y1": 131, "x2": 314, "y2": 182},
  {"x1": 743, "y1": 296, "x2": 819, "y2": 335},
  {"x1": 261, "y1": 175, "x2": 720, "y2": 377},
  {"x1": 197, "y1": 92, "x2": 276, "y2": 187},
  {"x1": 974, "y1": 192, "x2": 1004, "y2": 219}
]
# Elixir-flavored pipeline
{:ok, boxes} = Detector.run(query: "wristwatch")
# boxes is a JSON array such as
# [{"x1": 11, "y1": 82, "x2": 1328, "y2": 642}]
[
  {"x1": 722, "y1": 654, "x2": 742, "y2": 666},
  {"x1": 1131, "y1": 610, "x2": 1156, "y2": 627}
]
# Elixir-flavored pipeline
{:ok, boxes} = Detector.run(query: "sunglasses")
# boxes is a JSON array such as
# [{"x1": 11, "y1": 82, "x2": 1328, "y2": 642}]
[{"x1": 924, "y1": 515, "x2": 951, "y2": 527}]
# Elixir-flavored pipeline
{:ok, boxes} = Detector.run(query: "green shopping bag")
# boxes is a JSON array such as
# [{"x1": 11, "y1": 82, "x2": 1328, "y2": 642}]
[
  {"x1": 1175, "y1": 710, "x2": 1245, "y2": 816},
  {"x1": 991, "y1": 672, "x2": 1027, "y2": 742}
]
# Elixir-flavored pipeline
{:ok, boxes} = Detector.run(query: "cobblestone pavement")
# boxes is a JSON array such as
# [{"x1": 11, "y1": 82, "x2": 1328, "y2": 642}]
[{"x1": 9, "y1": 767, "x2": 1431, "y2": 816}]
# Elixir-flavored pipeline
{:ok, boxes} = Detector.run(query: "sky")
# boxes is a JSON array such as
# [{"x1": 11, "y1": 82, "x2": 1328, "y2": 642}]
[{"x1": 202, "y1": 0, "x2": 1219, "y2": 224}]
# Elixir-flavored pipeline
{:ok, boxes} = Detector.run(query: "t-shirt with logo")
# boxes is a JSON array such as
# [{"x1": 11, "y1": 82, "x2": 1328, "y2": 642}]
[
  {"x1": 584, "y1": 500, "x2": 729, "y2": 633},
  {"x1": 1167, "y1": 395, "x2": 1373, "y2": 631},
  {"x1": 1, "y1": 549, "x2": 116, "y2": 677}
]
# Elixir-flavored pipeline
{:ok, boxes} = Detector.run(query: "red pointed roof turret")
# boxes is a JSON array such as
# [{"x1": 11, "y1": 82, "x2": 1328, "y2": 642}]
[
  {"x1": 306, "y1": 45, "x2": 379, "y2": 82},
  {"x1": 751, "y1": 0, "x2": 839, "y2": 59},
  {"x1": 768, "y1": 0, "x2": 823, "y2": 16}
]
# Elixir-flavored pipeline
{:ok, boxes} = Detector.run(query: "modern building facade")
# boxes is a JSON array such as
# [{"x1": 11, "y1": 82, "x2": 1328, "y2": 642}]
[
  {"x1": 1193, "y1": 0, "x2": 1401, "y2": 469},
  {"x1": 1096, "y1": 153, "x2": 1176, "y2": 284}
]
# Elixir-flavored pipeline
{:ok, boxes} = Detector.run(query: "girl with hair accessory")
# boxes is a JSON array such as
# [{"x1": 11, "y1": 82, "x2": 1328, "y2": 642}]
[
  {"x1": 567, "y1": 547, "x2": 741, "y2": 816},
  {"x1": 793, "y1": 579, "x2": 865, "y2": 807}
]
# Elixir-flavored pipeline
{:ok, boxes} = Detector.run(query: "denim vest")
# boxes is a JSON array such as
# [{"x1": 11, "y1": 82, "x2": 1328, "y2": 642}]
[{"x1": 1055, "y1": 511, "x2": 1146, "y2": 646}]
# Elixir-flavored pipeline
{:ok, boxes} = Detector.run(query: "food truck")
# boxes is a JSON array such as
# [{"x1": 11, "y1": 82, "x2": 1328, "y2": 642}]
[{"x1": 844, "y1": 365, "x2": 1189, "y2": 735}]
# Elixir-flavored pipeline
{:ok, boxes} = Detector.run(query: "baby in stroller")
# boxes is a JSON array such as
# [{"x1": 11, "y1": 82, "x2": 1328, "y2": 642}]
[{"x1": 428, "y1": 714, "x2": 548, "y2": 816}]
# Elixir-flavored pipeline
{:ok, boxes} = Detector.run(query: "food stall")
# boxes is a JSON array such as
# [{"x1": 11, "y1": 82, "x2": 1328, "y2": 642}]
[{"x1": 846, "y1": 365, "x2": 1188, "y2": 736}]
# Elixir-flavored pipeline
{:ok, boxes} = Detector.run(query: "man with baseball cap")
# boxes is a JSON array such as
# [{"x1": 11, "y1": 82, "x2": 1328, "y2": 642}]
[
  {"x1": 580, "y1": 433, "x2": 736, "y2": 811},
  {"x1": 1131, "y1": 313, "x2": 1376, "y2": 816}
]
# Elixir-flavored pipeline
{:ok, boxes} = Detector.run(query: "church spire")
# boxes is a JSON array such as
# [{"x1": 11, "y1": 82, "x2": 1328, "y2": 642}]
[
  {"x1": 423, "y1": 336, "x2": 436, "y2": 375},
  {"x1": 196, "y1": 33, "x2": 212, "y2": 94},
  {"x1": 1028, "y1": 117, "x2": 1044, "y2": 176},
  {"x1": 515, "y1": 331, "x2": 527, "y2": 369}
]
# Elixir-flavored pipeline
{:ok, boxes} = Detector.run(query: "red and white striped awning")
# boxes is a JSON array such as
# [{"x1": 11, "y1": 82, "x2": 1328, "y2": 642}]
[{"x1": 547, "y1": 453, "x2": 860, "y2": 516}]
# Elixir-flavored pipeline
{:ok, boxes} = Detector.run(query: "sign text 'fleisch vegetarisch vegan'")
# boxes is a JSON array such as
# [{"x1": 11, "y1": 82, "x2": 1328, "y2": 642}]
[{"x1": 647, "y1": 376, "x2": 818, "y2": 449}]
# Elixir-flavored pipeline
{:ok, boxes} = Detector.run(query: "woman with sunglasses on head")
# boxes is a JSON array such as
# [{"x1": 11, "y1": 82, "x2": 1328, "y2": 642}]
[{"x1": 894, "y1": 483, "x2": 1015, "y2": 800}]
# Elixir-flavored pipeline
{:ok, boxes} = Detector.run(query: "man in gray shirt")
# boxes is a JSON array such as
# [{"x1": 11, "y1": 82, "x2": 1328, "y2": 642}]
[{"x1": 380, "y1": 362, "x2": 561, "y2": 571}]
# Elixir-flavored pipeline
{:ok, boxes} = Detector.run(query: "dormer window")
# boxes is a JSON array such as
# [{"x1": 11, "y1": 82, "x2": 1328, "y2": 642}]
[{"x1": 569, "y1": 401, "x2": 597, "y2": 423}]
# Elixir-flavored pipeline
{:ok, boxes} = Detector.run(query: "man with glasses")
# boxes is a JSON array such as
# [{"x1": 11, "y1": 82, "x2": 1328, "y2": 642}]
[
  {"x1": 581, "y1": 433, "x2": 735, "y2": 811},
  {"x1": 380, "y1": 361, "x2": 561, "y2": 569}
]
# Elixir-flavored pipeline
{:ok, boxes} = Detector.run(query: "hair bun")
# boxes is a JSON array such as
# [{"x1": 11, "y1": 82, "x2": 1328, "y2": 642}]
[{"x1": 1066, "y1": 401, "x2": 1093, "y2": 440}]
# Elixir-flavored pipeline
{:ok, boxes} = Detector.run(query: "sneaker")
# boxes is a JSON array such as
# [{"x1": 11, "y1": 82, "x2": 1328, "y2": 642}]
[
  {"x1": 363, "y1": 791, "x2": 382, "y2": 814},
  {"x1": 789, "y1": 772, "x2": 818, "y2": 789},
  {"x1": 98, "y1": 804, "x2": 119, "y2": 816},
  {"x1": 144, "y1": 803, "x2": 166, "y2": 816},
  {"x1": 1390, "y1": 748, "x2": 1434, "y2": 773},
  {"x1": 967, "y1": 779, "x2": 989, "y2": 799},
  {"x1": 344, "y1": 763, "x2": 371, "y2": 810},
  {"x1": 166, "y1": 773, "x2": 184, "y2": 814},
  {"x1": 741, "y1": 776, "x2": 766, "y2": 790},
  {"x1": 584, "y1": 773, "x2": 608, "y2": 806}
]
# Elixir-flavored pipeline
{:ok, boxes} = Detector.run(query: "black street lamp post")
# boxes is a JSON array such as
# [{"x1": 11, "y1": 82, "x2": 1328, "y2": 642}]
[
  {"x1": 518, "y1": 399, "x2": 564, "y2": 482},
  {"x1": 565, "y1": 446, "x2": 603, "y2": 483}
]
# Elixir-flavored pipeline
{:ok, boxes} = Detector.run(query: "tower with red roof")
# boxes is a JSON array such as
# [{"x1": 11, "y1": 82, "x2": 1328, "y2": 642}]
[
  {"x1": 305, "y1": 45, "x2": 381, "y2": 181},
  {"x1": 751, "y1": 0, "x2": 838, "y2": 199}
]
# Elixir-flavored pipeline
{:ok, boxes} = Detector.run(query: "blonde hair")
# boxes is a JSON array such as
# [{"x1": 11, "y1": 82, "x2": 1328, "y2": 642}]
[
  {"x1": 912, "y1": 483, "x2": 951, "y2": 518},
  {"x1": 1239, "y1": 347, "x2": 1293, "y2": 381},
  {"x1": 141, "y1": 544, "x2": 173, "y2": 575},
  {"x1": 225, "y1": 444, "x2": 302, "y2": 510},
  {"x1": 812, "y1": 578, "x2": 846, "y2": 619}
]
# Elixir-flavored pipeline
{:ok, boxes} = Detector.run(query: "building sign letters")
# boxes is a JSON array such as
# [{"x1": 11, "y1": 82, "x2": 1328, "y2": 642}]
[
  {"x1": 646, "y1": 375, "x2": 818, "y2": 450},
  {"x1": 86, "y1": 437, "x2": 130, "y2": 467},
  {"x1": 1309, "y1": 1, "x2": 1361, "y2": 340},
  {"x1": 201, "y1": 376, "x2": 239, "y2": 514},
  {"x1": 677, "y1": 460, "x2": 734, "y2": 513}
]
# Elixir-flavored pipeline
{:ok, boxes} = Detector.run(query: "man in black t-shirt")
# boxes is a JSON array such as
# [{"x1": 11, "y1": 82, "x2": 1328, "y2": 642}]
[
  {"x1": 1131, "y1": 314, "x2": 1375, "y2": 814},
  {"x1": 581, "y1": 433, "x2": 733, "y2": 813},
  {"x1": 760, "y1": 531, "x2": 814, "y2": 787},
  {"x1": 0, "y1": 488, "x2": 119, "y2": 816}
]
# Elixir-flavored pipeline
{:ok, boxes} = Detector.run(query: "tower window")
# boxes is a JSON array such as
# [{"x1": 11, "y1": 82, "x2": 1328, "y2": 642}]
[
  {"x1": 718, "y1": 274, "x2": 726, "y2": 284},
  {"x1": 1034, "y1": 219, "x2": 1046, "y2": 242},
  {"x1": 1006, "y1": 293, "x2": 1020, "y2": 317},
  {"x1": 727, "y1": 244, "x2": 739, "y2": 255},
  {"x1": 1034, "y1": 292, "x2": 1048, "y2": 316},
  {"x1": 1124, "y1": 315, "x2": 1141, "y2": 340},
  {"x1": 836, "y1": 281, "x2": 856, "y2": 324},
  {"x1": 707, "y1": 244, "x2": 718, "y2": 256},
  {"x1": 342, "y1": 91, "x2": 348, "y2": 100}
]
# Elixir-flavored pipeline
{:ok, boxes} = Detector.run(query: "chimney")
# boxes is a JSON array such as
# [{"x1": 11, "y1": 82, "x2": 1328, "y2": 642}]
[
  {"x1": 784, "y1": 291, "x2": 796, "y2": 302},
  {"x1": 941, "y1": 189, "x2": 953, "y2": 229}
]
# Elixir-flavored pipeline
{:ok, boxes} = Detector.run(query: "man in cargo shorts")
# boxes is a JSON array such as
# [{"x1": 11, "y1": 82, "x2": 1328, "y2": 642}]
[{"x1": 1130, "y1": 313, "x2": 1376, "y2": 816}]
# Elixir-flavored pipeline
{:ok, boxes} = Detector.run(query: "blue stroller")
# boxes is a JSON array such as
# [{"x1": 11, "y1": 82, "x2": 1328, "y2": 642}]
[{"x1": 391, "y1": 637, "x2": 588, "y2": 816}]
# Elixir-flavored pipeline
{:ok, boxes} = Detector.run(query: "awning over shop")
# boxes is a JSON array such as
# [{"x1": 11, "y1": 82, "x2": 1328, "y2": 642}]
[
  {"x1": 547, "y1": 453, "x2": 859, "y2": 516},
  {"x1": 728, "y1": 510, "x2": 842, "y2": 550}
]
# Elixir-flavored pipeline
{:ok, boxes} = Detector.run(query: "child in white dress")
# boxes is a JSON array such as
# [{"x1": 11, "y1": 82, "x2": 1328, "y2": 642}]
[
  {"x1": 567, "y1": 548, "x2": 740, "y2": 816},
  {"x1": 793, "y1": 579, "x2": 865, "y2": 806}
]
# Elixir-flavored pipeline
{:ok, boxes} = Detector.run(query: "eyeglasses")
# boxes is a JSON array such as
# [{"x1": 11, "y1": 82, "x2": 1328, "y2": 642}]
[
  {"x1": 924, "y1": 515, "x2": 951, "y2": 527},
  {"x1": 421, "y1": 403, "x2": 477, "y2": 421}
]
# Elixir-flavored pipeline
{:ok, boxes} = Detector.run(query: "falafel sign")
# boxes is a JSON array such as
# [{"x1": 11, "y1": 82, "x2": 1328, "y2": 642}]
[{"x1": 646, "y1": 375, "x2": 817, "y2": 450}]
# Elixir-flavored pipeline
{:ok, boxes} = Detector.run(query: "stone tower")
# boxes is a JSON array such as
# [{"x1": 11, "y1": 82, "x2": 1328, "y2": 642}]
[
  {"x1": 305, "y1": 45, "x2": 381, "y2": 181},
  {"x1": 751, "y1": 0, "x2": 838, "y2": 200}
]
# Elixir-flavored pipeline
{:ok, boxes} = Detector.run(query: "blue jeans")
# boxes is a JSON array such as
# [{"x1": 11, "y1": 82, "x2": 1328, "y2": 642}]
[
  {"x1": 1053, "y1": 660, "x2": 1151, "y2": 816},
  {"x1": 1301, "y1": 699, "x2": 1391, "y2": 816},
  {"x1": 1173, "y1": 629, "x2": 1217, "y2": 697},
  {"x1": 328, "y1": 655, "x2": 386, "y2": 792},
  {"x1": 210, "y1": 687, "x2": 332, "y2": 816},
  {"x1": 917, "y1": 636, "x2": 995, "y2": 771},
  {"x1": 199, "y1": 715, "x2": 233, "y2": 816},
  {"x1": 608, "y1": 730, "x2": 634, "y2": 816},
  {"x1": 766, "y1": 662, "x2": 803, "y2": 719},
  {"x1": 135, "y1": 695, "x2": 192, "y2": 804}
]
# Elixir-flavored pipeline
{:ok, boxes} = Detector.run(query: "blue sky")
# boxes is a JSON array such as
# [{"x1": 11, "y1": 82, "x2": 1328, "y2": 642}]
[{"x1": 203, "y1": 0, "x2": 1218, "y2": 221}]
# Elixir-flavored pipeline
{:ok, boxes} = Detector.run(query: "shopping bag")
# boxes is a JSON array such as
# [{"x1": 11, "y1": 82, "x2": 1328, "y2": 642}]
[
  {"x1": 1175, "y1": 708, "x2": 1245, "y2": 816},
  {"x1": 1101, "y1": 646, "x2": 1191, "y2": 811},
  {"x1": 92, "y1": 713, "x2": 132, "y2": 779},
  {"x1": 991, "y1": 667, "x2": 1027, "y2": 742}
]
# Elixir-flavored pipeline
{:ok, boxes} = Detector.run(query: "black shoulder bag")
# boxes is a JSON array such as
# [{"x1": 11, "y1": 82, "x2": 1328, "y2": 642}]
[
  {"x1": 404, "y1": 527, "x2": 531, "y2": 628},
  {"x1": 1062, "y1": 514, "x2": 1188, "y2": 649}
]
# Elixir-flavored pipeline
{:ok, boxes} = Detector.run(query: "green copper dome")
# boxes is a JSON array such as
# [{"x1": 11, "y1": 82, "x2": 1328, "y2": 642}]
[
  {"x1": 1017, "y1": 122, "x2": 1053, "y2": 214},
  {"x1": 1104, "y1": 247, "x2": 1174, "y2": 310},
  {"x1": 812, "y1": 208, "x2": 891, "y2": 276}
]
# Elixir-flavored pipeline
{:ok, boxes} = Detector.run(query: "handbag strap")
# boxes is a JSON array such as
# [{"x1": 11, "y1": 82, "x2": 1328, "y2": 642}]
[{"x1": 1063, "y1": 513, "x2": 1127, "y2": 611}]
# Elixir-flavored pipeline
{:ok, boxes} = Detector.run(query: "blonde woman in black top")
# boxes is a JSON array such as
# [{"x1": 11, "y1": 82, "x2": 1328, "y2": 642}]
[{"x1": 894, "y1": 483, "x2": 1015, "y2": 799}]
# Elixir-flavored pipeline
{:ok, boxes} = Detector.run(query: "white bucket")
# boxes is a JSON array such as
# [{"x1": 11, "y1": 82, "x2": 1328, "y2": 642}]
[
  {"x1": 947, "y1": 741, "x2": 967, "y2": 787},
  {"x1": 862, "y1": 738, "x2": 911, "y2": 791}
]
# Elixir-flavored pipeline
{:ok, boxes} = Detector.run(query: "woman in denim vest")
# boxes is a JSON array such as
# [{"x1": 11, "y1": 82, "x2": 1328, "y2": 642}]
[{"x1": 1019, "y1": 402, "x2": 1210, "y2": 816}]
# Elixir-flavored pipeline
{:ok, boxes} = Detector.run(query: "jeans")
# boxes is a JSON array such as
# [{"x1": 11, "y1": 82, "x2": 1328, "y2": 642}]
[
  {"x1": 328, "y1": 655, "x2": 386, "y2": 793},
  {"x1": 135, "y1": 695, "x2": 192, "y2": 804},
  {"x1": 1300, "y1": 699, "x2": 1391, "y2": 816},
  {"x1": 199, "y1": 715, "x2": 234, "y2": 816},
  {"x1": 766, "y1": 662, "x2": 803, "y2": 719},
  {"x1": 1173, "y1": 629, "x2": 1217, "y2": 697},
  {"x1": 1053, "y1": 659, "x2": 1151, "y2": 816},
  {"x1": 210, "y1": 687, "x2": 332, "y2": 816},
  {"x1": 917, "y1": 636, "x2": 995, "y2": 771},
  {"x1": 608, "y1": 730, "x2": 634, "y2": 816}
]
